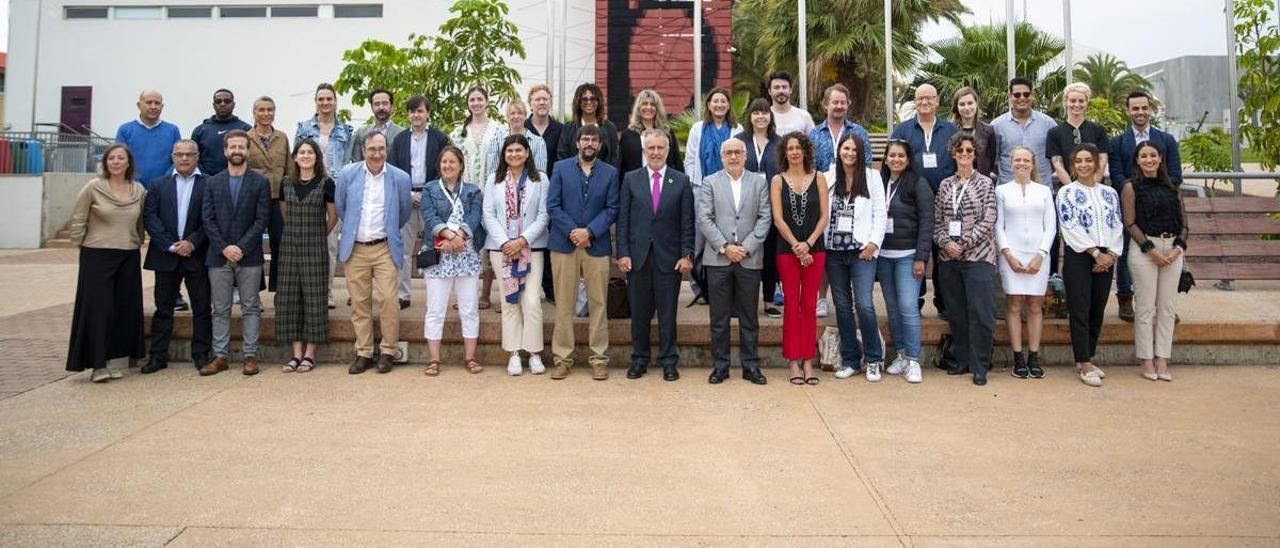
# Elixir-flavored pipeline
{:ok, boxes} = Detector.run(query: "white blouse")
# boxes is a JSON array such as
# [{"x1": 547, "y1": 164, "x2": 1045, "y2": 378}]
[
  {"x1": 995, "y1": 180, "x2": 1057, "y2": 256},
  {"x1": 1056, "y1": 181, "x2": 1124, "y2": 254}
]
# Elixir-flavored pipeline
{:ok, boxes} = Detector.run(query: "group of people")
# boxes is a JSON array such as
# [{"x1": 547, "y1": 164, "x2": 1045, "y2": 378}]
[{"x1": 65, "y1": 72, "x2": 1188, "y2": 389}]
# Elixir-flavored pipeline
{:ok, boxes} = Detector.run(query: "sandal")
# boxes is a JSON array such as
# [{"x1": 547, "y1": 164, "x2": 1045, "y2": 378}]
[
  {"x1": 789, "y1": 376, "x2": 806, "y2": 385},
  {"x1": 282, "y1": 357, "x2": 300, "y2": 373},
  {"x1": 423, "y1": 360, "x2": 440, "y2": 376},
  {"x1": 477, "y1": 299, "x2": 492, "y2": 310},
  {"x1": 805, "y1": 376, "x2": 820, "y2": 385},
  {"x1": 464, "y1": 358, "x2": 484, "y2": 374},
  {"x1": 296, "y1": 357, "x2": 315, "y2": 373}
]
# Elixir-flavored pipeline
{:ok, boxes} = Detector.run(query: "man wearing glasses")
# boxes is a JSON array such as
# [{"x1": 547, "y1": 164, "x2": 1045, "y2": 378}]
[
  {"x1": 890, "y1": 84, "x2": 959, "y2": 191},
  {"x1": 992, "y1": 78, "x2": 1057, "y2": 185},
  {"x1": 191, "y1": 89, "x2": 252, "y2": 176}
]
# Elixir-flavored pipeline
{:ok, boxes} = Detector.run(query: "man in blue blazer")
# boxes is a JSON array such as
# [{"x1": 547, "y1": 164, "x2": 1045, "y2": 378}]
[
  {"x1": 200, "y1": 130, "x2": 271, "y2": 376},
  {"x1": 617, "y1": 129, "x2": 694, "y2": 381},
  {"x1": 335, "y1": 131, "x2": 414, "y2": 375},
  {"x1": 142, "y1": 140, "x2": 211, "y2": 373},
  {"x1": 388, "y1": 95, "x2": 451, "y2": 308},
  {"x1": 546, "y1": 124, "x2": 620, "y2": 381},
  {"x1": 1108, "y1": 90, "x2": 1183, "y2": 321}
]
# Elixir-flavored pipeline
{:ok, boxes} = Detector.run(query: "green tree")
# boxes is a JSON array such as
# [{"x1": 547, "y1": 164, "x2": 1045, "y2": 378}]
[
  {"x1": 335, "y1": 0, "x2": 525, "y2": 129},
  {"x1": 734, "y1": 0, "x2": 966, "y2": 123},
  {"x1": 1234, "y1": 0, "x2": 1280, "y2": 176},
  {"x1": 1181, "y1": 128, "x2": 1234, "y2": 196},
  {"x1": 1073, "y1": 53, "x2": 1153, "y2": 108},
  {"x1": 1085, "y1": 97, "x2": 1128, "y2": 136},
  {"x1": 912, "y1": 21, "x2": 1065, "y2": 121}
]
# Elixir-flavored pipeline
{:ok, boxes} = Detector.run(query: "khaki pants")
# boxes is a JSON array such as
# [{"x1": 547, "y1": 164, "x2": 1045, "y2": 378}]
[
  {"x1": 492, "y1": 251, "x2": 545, "y2": 353},
  {"x1": 345, "y1": 241, "x2": 400, "y2": 358},
  {"x1": 1128, "y1": 236, "x2": 1183, "y2": 359},
  {"x1": 550, "y1": 248, "x2": 610, "y2": 364}
]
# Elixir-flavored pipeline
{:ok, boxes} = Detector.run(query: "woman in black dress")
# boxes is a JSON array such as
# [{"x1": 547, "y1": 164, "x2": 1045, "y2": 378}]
[{"x1": 275, "y1": 139, "x2": 337, "y2": 373}]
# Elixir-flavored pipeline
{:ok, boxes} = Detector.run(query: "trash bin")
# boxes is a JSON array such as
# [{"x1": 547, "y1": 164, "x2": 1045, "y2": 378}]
[{"x1": 26, "y1": 140, "x2": 44, "y2": 174}]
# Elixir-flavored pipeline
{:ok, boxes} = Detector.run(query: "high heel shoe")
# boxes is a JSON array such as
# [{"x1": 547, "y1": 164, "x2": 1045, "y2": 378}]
[{"x1": 1142, "y1": 371, "x2": 1159, "y2": 381}]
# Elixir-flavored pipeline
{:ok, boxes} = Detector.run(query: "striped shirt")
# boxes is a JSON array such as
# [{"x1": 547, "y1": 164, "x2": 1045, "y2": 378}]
[{"x1": 933, "y1": 171, "x2": 998, "y2": 265}]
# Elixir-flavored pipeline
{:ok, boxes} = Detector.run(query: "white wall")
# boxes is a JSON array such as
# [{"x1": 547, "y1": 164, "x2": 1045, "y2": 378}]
[
  {"x1": 5, "y1": 0, "x2": 597, "y2": 137},
  {"x1": 0, "y1": 175, "x2": 45, "y2": 249}
]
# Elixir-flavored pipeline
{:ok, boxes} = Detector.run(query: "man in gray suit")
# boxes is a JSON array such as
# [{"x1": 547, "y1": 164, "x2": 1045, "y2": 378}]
[
  {"x1": 697, "y1": 139, "x2": 772, "y2": 385},
  {"x1": 617, "y1": 129, "x2": 695, "y2": 381}
]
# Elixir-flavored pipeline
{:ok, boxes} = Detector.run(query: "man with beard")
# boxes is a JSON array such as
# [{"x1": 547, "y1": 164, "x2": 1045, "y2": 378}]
[
  {"x1": 351, "y1": 88, "x2": 404, "y2": 162},
  {"x1": 191, "y1": 89, "x2": 252, "y2": 176},
  {"x1": 546, "y1": 125, "x2": 620, "y2": 380},
  {"x1": 767, "y1": 71, "x2": 814, "y2": 136},
  {"x1": 199, "y1": 130, "x2": 271, "y2": 376}
]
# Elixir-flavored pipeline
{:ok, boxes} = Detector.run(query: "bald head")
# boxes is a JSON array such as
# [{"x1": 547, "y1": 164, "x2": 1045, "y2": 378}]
[
  {"x1": 137, "y1": 90, "x2": 164, "y2": 125},
  {"x1": 913, "y1": 84, "x2": 939, "y2": 119},
  {"x1": 720, "y1": 138, "x2": 746, "y2": 176}
]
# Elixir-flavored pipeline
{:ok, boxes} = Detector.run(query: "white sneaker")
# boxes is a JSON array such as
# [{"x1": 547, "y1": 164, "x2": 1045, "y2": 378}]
[
  {"x1": 865, "y1": 361, "x2": 883, "y2": 382},
  {"x1": 91, "y1": 369, "x2": 111, "y2": 383},
  {"x1": 816, "y1": 299, "x2": 829, "y2": 318},
  {"x1": 109, "y1": 367, "x2": 124, "y2": 380},
  {"x1": 904, "y1": 360, "x2": 923, "y2": 383},
  {"x1": 529, "y1": 354, "x2": 546, "y2": 375},
  {"x1": 507, "y1": 355, "x2": 523, "y2": 376},
  {"x1": 1080, "y1": 369, "x2": 1103, "y2": 387},
  {"x1": 886, "y1": 353, "x2": 909, "y2": 375},
  {"x1": 834, "y1": 365, "x2": 858, "y2": 379}
]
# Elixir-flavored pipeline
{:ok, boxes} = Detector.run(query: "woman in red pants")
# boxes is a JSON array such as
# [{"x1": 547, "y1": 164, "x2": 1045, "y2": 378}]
[{"x1": 770, "y1": 131, "x2": 830, "y2": 385}]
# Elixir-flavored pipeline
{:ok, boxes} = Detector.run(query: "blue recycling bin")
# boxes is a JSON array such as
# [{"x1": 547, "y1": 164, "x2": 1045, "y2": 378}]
[{"x1": 26, "y1": 140, "x2": 43, "y2": 174}]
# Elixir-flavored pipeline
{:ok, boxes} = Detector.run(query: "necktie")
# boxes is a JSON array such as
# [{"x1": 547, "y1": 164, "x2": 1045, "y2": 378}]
[{"x1": 651, "y1": 171, "x2": 661, "y2": 214}]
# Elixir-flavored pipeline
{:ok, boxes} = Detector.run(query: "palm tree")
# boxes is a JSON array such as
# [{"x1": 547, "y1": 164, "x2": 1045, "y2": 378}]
[
  {"x1": 1074, "y1": 53, "x2": 1153, "y2": 108},
  {"x1": 734, "y1": 0, "x2": 967, "y2": 123},
  {"x1": 911, "y1": 21, "x2": 1065, "y2": 121}
]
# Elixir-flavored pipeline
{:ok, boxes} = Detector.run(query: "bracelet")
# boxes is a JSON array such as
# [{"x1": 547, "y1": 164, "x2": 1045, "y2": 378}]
[{"x1": 1139, "y1": 240, "x2": 1156, "y2": 253}]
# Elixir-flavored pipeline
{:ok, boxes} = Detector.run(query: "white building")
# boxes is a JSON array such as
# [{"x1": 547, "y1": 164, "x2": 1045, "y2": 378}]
[{"x1": 5, "y1": 0, "x2": 598, "y2": 137}]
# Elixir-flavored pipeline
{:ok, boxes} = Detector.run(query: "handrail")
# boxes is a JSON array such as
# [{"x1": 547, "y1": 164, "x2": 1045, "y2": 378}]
[{"x1": 1181, "y1": 171, "x2": 1280, "y2": 197}]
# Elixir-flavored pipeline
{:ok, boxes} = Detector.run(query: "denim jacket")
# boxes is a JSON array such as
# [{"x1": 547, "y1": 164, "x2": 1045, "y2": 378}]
[
  {"x1": 421, "y1": 179, "x2": 486, "y2": 253},
  {"x1": 296, "y1": 115, "x2": 354, "y2": 179},
  {"x1": 809, "y1": 119, "x2": 873, "y2": 173}
]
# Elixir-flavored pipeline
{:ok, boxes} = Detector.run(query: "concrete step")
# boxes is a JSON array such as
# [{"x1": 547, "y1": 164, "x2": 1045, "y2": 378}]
[{"x1": 42, "y1": 238, "x2": 75, "y2": 249}]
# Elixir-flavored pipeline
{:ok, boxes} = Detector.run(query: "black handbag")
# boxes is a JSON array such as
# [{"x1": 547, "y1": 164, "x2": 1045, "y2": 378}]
[
  {"x1": 930, "y1": 333, "x2": 957, "y2": 371},
  {"x1": 415, "y1": 231, "x2": 439, "y2": 269},
  {"x1": 1178, "y1": 268, "x2": 1196, "y2": 293}
]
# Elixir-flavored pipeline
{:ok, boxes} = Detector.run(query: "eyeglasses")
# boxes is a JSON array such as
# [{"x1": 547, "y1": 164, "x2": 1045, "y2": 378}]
[
  {"x1": 1010, "y1": 92, "x2": 1032, "y2": 99},
  {"x1": 722, "y1": 150, "x2": 745, "y2": 156},
  {"x1": 954, "y1": 147, "x2": 976, "y2": 154},
  {"x1": 580, "y1": 96, "x2": 598, "y2": 103},
  {"x1": 172, "y1": 152, "x2": 198, "y2": 158},
  {"x1": 914, "y1": 96, "x2": 938, "y2": 102}
]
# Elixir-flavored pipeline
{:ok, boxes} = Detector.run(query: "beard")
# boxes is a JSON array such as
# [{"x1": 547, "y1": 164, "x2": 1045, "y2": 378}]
[
  {"x1": 580, "y1": 147, "x2": 598, "y2": 161},
  {"x1": 227, "y1": 153, "x2": 246, "y2": 166}
]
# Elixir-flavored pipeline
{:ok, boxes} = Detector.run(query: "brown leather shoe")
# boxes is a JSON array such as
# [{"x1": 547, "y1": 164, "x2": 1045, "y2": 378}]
[
  {"x1": 591, "y1": 361, "x2": 609, "y2": 381},
  {"x1": 375, "y1": 353, "x2": 394, "y2": 373},
  {"x1": 549, "y1": 358, "x2": 571, "y2": 380},
  {"x1": 348, "y1": 355, "x2": 372, "y2": 375},
  {"x1": 242, "y1": 358, "x2": 260, "y2": 376},
  {"x1": 199, "y1": 356, "x2": 228, "y2": 376},
  {"x1": 1118, "y1": 294, "x2": 1135, "y2": 322}
]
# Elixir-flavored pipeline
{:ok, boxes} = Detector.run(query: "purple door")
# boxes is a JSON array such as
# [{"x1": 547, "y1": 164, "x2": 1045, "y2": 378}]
[{"x1": 60, "y1": 86, "x2": 93, "y2": 135}]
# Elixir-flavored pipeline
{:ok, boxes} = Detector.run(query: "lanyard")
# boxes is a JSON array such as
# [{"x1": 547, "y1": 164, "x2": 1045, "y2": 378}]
[
  {"x1": 754, "y1": 139, "x2": 766, "y2": 167},
  {"x1": 440, "y1": 180, "x2": 463, "y2": 212},
  {"x1": 886, "y1": 179, "x2": 900, "y2": 208},
  {"x1": 921, "y1": 122, "x2": 934, "y2": 152},
  {"x1": 950, "y1": 182, "x2": 968, "y2": 218}
]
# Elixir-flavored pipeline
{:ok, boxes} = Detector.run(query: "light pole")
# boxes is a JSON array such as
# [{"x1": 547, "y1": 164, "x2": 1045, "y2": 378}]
[
  {"x1": 1225, "y1": 0, "x2": 1243, "y2": 185},
  {"x1": 1006, "y1": 0, "x2": 1016, "y2": 82},
  {"x1": 798, "y1": 0, "x2": 808, "y2": 111},
  {"x1": 546, "y1": 0, "x2": 555, "y2": 111},
  {"x1": 1063, "y1": 0, "x2": 1074, "y2": 85},
  {"x1": 884, "y1": 0, "x2": 894, "y2": 132},
  {"x1": 559, "y1": 0, "x2": 568, "y2": 117}
]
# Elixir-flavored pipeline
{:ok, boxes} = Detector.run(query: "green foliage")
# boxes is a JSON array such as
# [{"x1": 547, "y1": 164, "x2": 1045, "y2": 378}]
[
  {"x1": 1073, "y1": 53, "x2": 1153, "y2": 109},
  {"x1": 334, "y1": 0, "x2": 525, "y2": 130},
  {"x1": 1085, "y1": 98, "x2": 1128, "y2": 136},
  {"x1": 912, "y1": 21, "x2": 1065, "y2": 121},
  {"x1": 1234, "y1": 0, "x2": 1280, "y2": 175},
  {"x1": 1181, "y1": 128, "x2": 1234, "y2": 195}
]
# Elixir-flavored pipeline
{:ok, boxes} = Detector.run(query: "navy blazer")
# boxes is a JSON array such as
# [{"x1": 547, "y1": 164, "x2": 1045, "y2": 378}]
[
  {"x1": 420, "y1": 179, "x2": 485, "y2": 253},
  {"x1": 736, "y1": 133, "x2": 780, "y2": 183},
  {"x1": 617, "y1": 167, "x2": 695, "y2": 272},
  {"x1": 1109, "y1": 126, "x2": 1183, "y2": 186},
  {"x1": 201, "y1": 170, "x2": 271, "y2": 267},
  {"x1": 546, "y1": 156, "x2": 619, "y2": 257},
  {"x1": 143, "y1": 173, "x2": 208, "y2": 273},
  {"x1": 389, "y1": 126, "x2": 451, "y2": 188}
]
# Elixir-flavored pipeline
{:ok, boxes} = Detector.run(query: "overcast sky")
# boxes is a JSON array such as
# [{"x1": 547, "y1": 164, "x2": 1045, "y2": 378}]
[{"x1": 0, "y1": 1, "x2": 1267, "y2": 68}]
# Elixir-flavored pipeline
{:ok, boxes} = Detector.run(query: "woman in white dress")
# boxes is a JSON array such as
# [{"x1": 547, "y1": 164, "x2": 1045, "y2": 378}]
[{"x1": 995, "y1": 146, "x2": 1057, "y2": 379}]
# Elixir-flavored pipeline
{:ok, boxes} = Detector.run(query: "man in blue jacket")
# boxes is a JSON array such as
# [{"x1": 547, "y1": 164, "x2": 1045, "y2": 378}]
[
  {"x1": 191, "y1": 89, "x2": 252, "y2": 176},
  {"x1": 546, "y1": 125, "x2": 620, "y2": 381},
  {"x1": 1108, "y1": 90, "x2": 1183, "y2": 322}
]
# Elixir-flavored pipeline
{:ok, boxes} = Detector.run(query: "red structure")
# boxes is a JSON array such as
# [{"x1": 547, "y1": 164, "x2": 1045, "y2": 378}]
[{"x1": 595, "y1": 0, "x2": 734, "y2": 125}]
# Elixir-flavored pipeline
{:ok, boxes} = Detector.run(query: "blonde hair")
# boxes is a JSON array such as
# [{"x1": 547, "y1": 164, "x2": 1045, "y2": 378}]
[
  {"x1": 1010, "y1": 145, "x2": 1040, "y2": 182},
  {"x1": 1063, "y1": 82, "x2": 1092, "y2": 102},
  {"x1": 505, "y1": 99, "x2": 529, "y2": 118},
  {"x1": 628, "y1": 89, "x2": 670, "y2": 132},
  {"x1": 526, "y1": 84, "x2": 552, "y2": 102}
]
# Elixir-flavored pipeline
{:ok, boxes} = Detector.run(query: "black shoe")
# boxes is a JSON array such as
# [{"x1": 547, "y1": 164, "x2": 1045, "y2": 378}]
[
  {"x1": 399, "y1": 299, "x2": 411, "y2": 310},
  {"x1": 708, "y1": 368, "x2": 729, "y2": 384},
  {"x1": 742, "y1": 368, "x2": 768, "y2": 385},
  {"x1": 685, "y1": 294, "x2": 707, "y2": 308},
  {"x1": 764, "y1": 306, "x2": 782, "y2": 319},
  {"x1": 348, "y1": 356, "x2": 372, "y2": 375},
  {"x1": 140, "y1": 361, "x2": 167, "y2": 374},
  {"x1": 946, "y1": 365, "x2": 970, "y2": 376},
  {"x1": 663, "y1": 367, "x2": 680, "y2": 381},
  {"x1": 375, "y1": 354, "x2": 394, "y2": 374},
  {"x1": 1027, "y1": 352, "x2": 1044, "y2": 378},
  {"x1": 173, "y1": 298, "x2": 189, "y2": 312},
  {"x1": 973, "y1": 374, "x2": 988, "y2": 386},
  {"x1": 1011, "y1": 351, "x2": 1029, "y2": 379},
  {"x1": 626, "y1": 363, "x2": 647, "y2": 379}
]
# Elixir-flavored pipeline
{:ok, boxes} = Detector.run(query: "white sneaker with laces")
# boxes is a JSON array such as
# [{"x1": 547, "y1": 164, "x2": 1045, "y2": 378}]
[
  {"x1": 865, "y1": 361, "x2": 883, "y2": 382},
  {"x1": 886, "y1": 353, "x2": 908, "y2": 375},
  {"x1": 529, "y1": 354, "x2": 546, "y2": 375},
  {"x1": 507, "y1": 355, "x2": 523, "y2": 376},
  {"x1": 904, "y1": 360, "x2": 923, "y2": 383},
  {"x1": 833, "y1": 365, "x2": 858, "y2": 379},
  {"x1": 816, "y1": 299, "x2": 829, "y2": 318}
]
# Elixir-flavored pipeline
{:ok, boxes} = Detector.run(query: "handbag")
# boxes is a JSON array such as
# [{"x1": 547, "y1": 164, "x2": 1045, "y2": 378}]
[
  {"x1": 1178, "y1": 267, "x2": 1196, "y2": 293},
  {"x1": 415, "y1": 233, "x2": 442, "y2": 269},
  {"x1": 930, "y1": 333, "x2": 956, "y2": 371}
]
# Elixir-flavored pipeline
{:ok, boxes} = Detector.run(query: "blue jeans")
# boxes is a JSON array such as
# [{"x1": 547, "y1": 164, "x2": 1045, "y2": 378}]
[
  {"x1": 825, "y1": 250, "x2": 882, "y2": 368},
  {"x1": 876, "y1": 255, "x2": 922, "y2": 359}
]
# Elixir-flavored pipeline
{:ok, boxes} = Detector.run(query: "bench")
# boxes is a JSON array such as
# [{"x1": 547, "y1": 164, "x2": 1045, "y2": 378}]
[{"x1": 1183, "y1": 196, "x2": 1280, "y2": 283}]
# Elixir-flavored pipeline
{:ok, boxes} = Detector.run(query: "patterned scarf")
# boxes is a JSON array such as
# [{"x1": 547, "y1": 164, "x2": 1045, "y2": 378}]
[{"x1": 500, "y1": 171, "x2": 532, "y2": 304}]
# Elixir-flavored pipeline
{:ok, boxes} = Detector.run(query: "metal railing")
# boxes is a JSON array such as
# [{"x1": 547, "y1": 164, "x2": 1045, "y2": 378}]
[
  {"x1": 0, "y1": 126, "x2": 115, "y2": 175},
  {"x1": 1182, "y1": 171, "x2": 1280, "y2": 197}
]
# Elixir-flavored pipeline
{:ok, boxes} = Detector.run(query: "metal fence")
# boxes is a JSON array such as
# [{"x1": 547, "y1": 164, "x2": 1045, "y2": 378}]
[
  {"x1": 1182, "y1": 172, "x2": 1280, "y2": 197},
  {"x1": 0, "y1": 129, "x2": 115, "y2": 175}
]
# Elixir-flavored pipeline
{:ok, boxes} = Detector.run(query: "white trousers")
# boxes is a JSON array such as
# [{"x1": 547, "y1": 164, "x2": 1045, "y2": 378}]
[
  {"x1": 490, "y1": 251, "x2": 544, "y2": 352},
  {"x1": 424, "y1": 276, "x2": 480, "y2": 340},
  {"x1": 1128, "y1": 237, "x2": 1183, "y2": 359}
]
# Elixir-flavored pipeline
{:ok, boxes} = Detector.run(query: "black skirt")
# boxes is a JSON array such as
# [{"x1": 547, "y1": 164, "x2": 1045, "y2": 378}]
[{"x1": 66, "y1": 247, "x2": 145, "y2": 371}]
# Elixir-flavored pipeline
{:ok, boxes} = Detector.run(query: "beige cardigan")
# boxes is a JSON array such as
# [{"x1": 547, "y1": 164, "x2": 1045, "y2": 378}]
[{"x1": 67, "y1": 178, "x2": 147, "y2": 250}]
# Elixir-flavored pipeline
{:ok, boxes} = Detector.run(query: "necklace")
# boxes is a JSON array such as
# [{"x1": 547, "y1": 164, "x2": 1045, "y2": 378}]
[{"x1": 786, "y1": 175, "x2": 809, "y2": 229}]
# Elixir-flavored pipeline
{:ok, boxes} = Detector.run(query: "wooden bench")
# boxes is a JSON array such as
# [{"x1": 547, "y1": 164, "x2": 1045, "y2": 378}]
[{"x1": 1183, "y1": 197, "x2": 1280, "y2": 282}]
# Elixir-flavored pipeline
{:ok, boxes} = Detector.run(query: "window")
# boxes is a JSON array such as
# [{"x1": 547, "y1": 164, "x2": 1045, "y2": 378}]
[
  {"x1": 219, "y1": 6, "x2": 268, "y2": 18},
  {"x1": 271, "y1": 5, "x2": 318, "y2": 17},
  {"x1": 333, "y1": 3, "x2": 382, "y2": 18},
  {"x1": 64, "y1": 7, "x2": 109, "y2": 19},
  {"x1": 113, "y1": 6, "x2": 164, "y2": 20},
  {"x1": 168, "y1": 6, "x2": 213, "y2": 18}
]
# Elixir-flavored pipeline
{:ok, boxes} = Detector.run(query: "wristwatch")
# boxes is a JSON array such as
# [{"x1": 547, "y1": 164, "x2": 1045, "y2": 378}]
[{"x1": 1089, "y1": 248, "x2": 1101, "y2": 259}]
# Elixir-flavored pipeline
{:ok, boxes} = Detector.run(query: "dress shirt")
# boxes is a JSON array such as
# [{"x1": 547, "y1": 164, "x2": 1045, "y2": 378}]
[
  {"x1": 410, "y1": 129, "x2": 428, "y2": 187},
  {"x1": 992, "y1": 109, "x2": 1057, "y2": 184},
  {"x1": 1133, "y1": 126, "x2": 1151, "y2": 146},
  {"x1": 356, "y1": 165, "x2": 388, "y2": 242},
  {"x1": 174, "y1": 172, "x2": 196, "y2": 243},
  {"x1": 728, "y1": 171, "x2": 744, "y2": 211}
]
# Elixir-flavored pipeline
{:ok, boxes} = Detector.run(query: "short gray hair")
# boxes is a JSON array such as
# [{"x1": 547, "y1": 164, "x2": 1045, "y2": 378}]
[{"x1": 641, "y1": 128, "x2": 670, "y2": 147}]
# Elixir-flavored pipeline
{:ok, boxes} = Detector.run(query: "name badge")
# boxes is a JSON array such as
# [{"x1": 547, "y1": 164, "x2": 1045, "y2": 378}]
[
  {"x1": 948, "y1": 220, "x2": 962, "y2": 238},
  {"x1": 885, "y1": 218, "x2": 894, "y2": 234},
  {"x1": 837, "y1": 215, "x2": 854, "y2": 233},
  {"x1": 922, "y1": 153, "x2": 938, "y2": 169}
]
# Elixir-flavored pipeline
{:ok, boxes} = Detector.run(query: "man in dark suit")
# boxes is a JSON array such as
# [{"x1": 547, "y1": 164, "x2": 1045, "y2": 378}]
[
  {"x1": 142, "y1": 140, "x2": 211, "y2": 373},
  {"x1": 200, "y1": 129, "x2": 271, "y2": 377},
  {"x1": 617, "y1": 129, "x2": 695, "y2": 381},
  {"x1": 389, "y1": 95, "x2": 451, "y2": 309},
  {"x1": 546, "y1": 124, "x2": 620, "y2": 381},
  {"x1": 1108, "y1": 90, "x2": 1184, "y2": 321}
]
